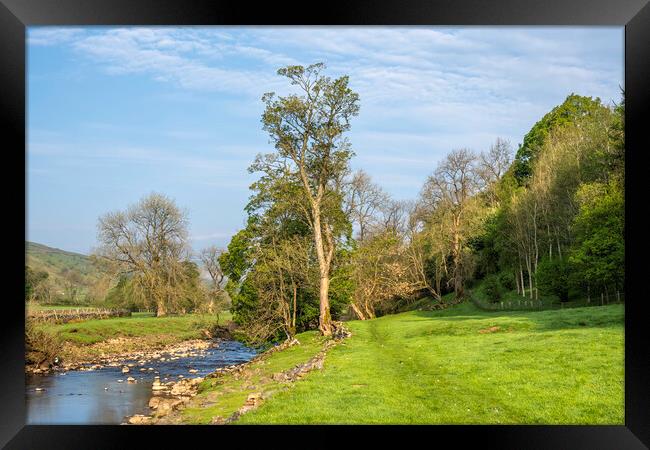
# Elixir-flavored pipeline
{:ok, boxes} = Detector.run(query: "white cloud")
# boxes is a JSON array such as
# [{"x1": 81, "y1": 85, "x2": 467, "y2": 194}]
[{"x1": 28, "y1": 27, "x2": 85, "y2": 46}]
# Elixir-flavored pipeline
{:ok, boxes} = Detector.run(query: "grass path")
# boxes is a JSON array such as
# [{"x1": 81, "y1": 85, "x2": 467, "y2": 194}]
[{"x1": 234, "y1": 302, "x2": 623, "y2": 424}]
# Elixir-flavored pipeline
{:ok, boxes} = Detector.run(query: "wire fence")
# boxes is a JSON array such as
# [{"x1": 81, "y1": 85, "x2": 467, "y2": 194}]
[{"x1": 470, "y1": 291, "x2": 624, "y2": 312}]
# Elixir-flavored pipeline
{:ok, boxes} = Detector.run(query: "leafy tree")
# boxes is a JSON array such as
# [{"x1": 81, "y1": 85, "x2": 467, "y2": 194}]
[
  {"x1": 535, "y1": 257, "x2": 570, "y2": 302},
  {"x1": 258, "y1": 63, "x2": 360, "y2": 336},
  {"x1": 512, "y1": 94, "x2": 606, "y2": 183},
  {"x1": 569, "y1": 180, "x2": 624, "y2": 295}
]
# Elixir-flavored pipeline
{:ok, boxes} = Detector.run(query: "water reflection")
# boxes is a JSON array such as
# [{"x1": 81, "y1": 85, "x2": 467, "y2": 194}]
[{"x1": 26, "y1": 340, "x2": 256, "y2": 424}]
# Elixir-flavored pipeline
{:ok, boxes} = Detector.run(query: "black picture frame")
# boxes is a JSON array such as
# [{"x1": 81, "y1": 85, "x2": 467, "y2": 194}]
[{"x1": 1, "y1": 0, "x2": 648, "y2": 448}]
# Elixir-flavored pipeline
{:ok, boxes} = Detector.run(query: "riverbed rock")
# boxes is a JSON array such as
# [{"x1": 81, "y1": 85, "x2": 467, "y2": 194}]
[
  {"x1": 127, "y1": 376, "x2": 136, "y2": 383},
  {"x1": 151, "y1": 380, "x2": 168, "y2": 391},
  {"x1": 121, "y1": 366, "x2": 130, "y2": 373},
  {"x1": 127, "y1": 414, "x2": 152, "y2": 425},
  {"x1": 152, "y1": 398, "x2": 183, "y2": 417}
]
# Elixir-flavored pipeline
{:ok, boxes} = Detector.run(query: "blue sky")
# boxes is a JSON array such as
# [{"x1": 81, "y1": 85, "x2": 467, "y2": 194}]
[{"x1": 27, "y1": 26, "x2": 624, "y2": 255}]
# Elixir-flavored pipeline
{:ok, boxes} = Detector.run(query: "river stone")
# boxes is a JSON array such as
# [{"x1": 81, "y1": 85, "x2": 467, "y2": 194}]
[
  {"x1": 127, "y1": 414, "x2": 152, "y2": 425},
  {"x1": 148, "y1": 396, "x2": 162, "y2": 409},
  {"x1": 121, "y1": 366, "x2": 130, "y2": 373},
  {"x1": 151, "y1": 381, "x2": 168, "y2": 391},
  {"x1": 153, "y1": 398, "x2": 183, "y2": 416}
]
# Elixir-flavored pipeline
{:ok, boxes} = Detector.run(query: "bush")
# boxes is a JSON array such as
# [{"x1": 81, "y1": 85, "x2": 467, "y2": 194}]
[
  {"x1": 483, "y1": 275, "x2": 502, "y2": 302},
  {"x1": 498, "y1": 271, "x2": 515, "y2": 291},
  {"x1": 26, "y1": 322, "x2": 63, "y2": 367},
  {"x1": 535, "y1": 257, "x2": 570, "y2": 302}
]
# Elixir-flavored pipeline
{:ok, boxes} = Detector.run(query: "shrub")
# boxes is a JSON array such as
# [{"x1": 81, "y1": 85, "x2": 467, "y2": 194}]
[
  {"x1": 25, "y1": 322, "x2": 63, "y2": 367},
  {"x1": 535, "y1": 257, "x2": 570, "y2": 302},
  {"x1": 498, "y1": 271, "x2": 515, "y2": 291},
  {"x1": 483, "y1": 275, "x2": 502, "y2": 302}
]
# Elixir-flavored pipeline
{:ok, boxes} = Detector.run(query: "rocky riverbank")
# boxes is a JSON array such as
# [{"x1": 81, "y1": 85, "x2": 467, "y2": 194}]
[
  {"x1": 26, "y1": 323, "x2": 237, "y2": 375},
  {"x1": 126, "y1": 322, "x2": 352, "y2": 425},
  {"x1": 26, "y1": 338, "x2": 219, "y2": 375}
]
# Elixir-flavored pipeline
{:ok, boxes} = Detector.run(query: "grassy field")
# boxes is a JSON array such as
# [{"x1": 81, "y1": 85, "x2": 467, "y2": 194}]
[
  {"x1": 37, "y1": 311, "x2": 232, "y2": 345},
  {"x1": 185, "y1": 301, "x2": 624, "y2": 425}
]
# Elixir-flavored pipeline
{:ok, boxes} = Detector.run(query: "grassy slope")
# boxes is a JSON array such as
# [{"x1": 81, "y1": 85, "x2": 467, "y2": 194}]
[
  {"x1": 230, "y1": 302, "x2": 623, "y2": 424},
  {"x1": 26, "y1": 241, "x2": 105, "y2": 300}
]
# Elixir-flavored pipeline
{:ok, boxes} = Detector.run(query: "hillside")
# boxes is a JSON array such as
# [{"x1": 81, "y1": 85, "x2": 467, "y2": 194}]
[{"x1": 26, "y1": 241, "x2": 106, "y2": 303}]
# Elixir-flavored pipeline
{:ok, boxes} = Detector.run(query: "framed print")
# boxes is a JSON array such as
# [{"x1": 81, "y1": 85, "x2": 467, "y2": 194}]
[{"x1": 1, "y1": 0, "x2": 648, "y2": 448}]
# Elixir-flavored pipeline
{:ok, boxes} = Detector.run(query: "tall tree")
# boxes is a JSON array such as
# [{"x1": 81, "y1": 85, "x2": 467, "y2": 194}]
[{"x1": 259, "y1": 63, "x2": 360, "y2": 336}]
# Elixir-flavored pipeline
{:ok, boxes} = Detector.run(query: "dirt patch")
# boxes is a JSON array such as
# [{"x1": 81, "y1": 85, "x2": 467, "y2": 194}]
[{"x1": 478, "y1": 326, "x2": 501, "y2": 334}]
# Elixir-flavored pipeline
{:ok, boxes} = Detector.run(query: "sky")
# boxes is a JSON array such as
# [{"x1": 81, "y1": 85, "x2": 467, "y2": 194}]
[{"x1": 26, "y1": 26, "x2": 624, "y2": 255}]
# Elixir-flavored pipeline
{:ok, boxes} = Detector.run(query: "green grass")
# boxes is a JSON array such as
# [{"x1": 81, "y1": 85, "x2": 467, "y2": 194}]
[
  {"x1": 219, "y1": 301, "x2": 624, "y2": 425},
  {"x1": 37, "y1": 311, "x2": 232, "y2": 346}
]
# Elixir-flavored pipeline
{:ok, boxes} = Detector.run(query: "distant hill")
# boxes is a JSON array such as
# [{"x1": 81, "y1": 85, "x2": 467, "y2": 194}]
[{"x1": 26, "y1": 241, "x2": 107, "y2": 302}]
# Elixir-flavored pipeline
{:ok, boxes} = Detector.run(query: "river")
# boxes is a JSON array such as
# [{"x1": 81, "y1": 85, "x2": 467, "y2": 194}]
[{"x1": 25, "y1": 340, "x2": 257, "y2": 424}]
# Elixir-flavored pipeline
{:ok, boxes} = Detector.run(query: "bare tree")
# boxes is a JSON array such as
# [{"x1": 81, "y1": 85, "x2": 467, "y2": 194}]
[
  {"x1": 344, "y1": 170, "x2": 389, "y2": 241},
  {"x1": 478, "y1": 138, "x2": 513, "y2": 186},
  {"x1": 95, "y1": 193, "x2": 191, "y2": 316},
  {"x1": 420, "y1": 149, "x2": 485, "y2": 299},
  {"x1": 199, "y1": 245, "x2": 227, "y2": 315}
]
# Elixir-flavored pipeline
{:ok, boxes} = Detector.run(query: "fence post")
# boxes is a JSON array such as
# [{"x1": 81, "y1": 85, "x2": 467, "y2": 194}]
[
  {"x1": 601, "y1": 293, "x2": 604, "y2": 306},
  {"x1": 617, "y1": 291, "x2": 620, "y2": 303}
]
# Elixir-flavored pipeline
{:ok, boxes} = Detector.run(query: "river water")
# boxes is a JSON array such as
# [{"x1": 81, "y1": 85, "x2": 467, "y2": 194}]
[{"x1": 25, "y1": 340, "x2": 257, "y2": 424}]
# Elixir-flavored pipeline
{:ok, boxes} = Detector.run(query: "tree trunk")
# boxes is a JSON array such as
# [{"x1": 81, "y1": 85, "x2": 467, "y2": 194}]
[
  {"x1": 452, "y1": 217, "x2": 464, "y2": 299},
  {"x1": 156, "y1": 298, "x2": 166, "y2": 317},
  {"x1": 292, "y1": 283, "x2": 297, "y2": 331},
  {"x1": 350, "y1": 303, "x2": 367, "y2": 320},
  {"x1": 312, "y1": 205, "x2": 332, "y2": 336},
  {"x1": 515, "y1": 270, "x2": 520, "y2": 294}
]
